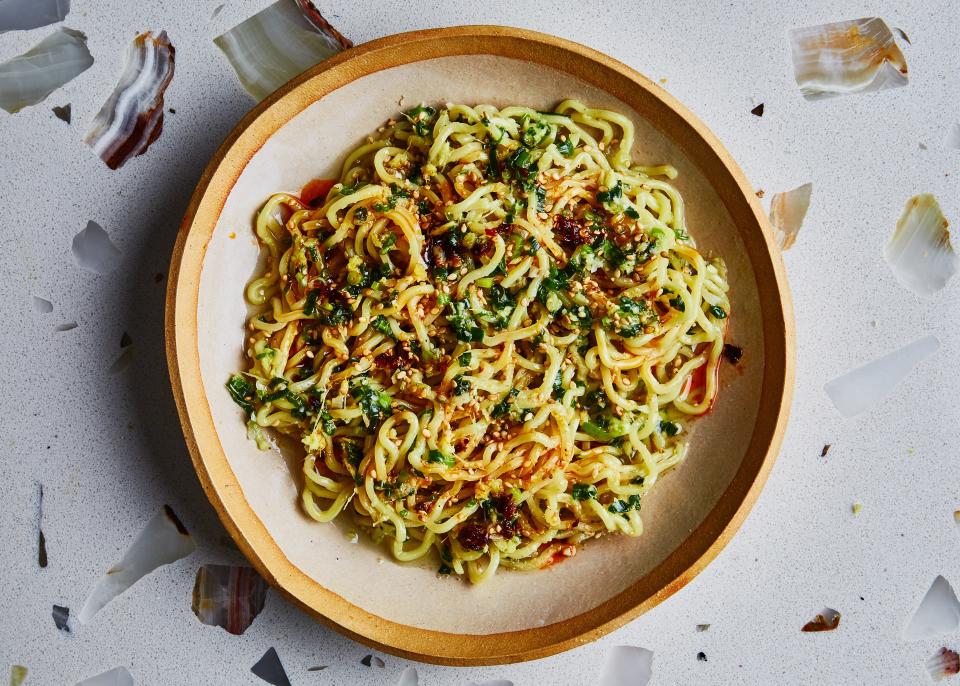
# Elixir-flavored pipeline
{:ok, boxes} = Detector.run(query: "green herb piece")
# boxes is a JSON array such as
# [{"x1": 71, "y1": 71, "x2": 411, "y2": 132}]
[
  {"x1": 350, "y1": 380, "x2": 392, "y2": 425},
  {"x1": 709, "y1": 305, "x2": 727, "y2": 319},
  {"x1": 427, "y1": 449, "x2": 456, "y2": 468},
  {"x1": 597, "y1": 180, "x2": 623, "y2": 205},
  {"x1": 405, "y1": 104, "x2": 436, "y2": 136},
  {"x1": 506, "y1": 147, "x2": 531, "y2": 171},
  {"x1": 304, "y1": 290, "x2": 320, "y2": 316},
  {"x1": 660, "y1": 420, "x2": 680, "y2": 437},
  {"x1": 581, "y1": 416, "x2": 627, "y2": 442},
  {"x1": 227, "y1": 374, "x2": 255, "y2": 416},
  {"x1": 371, "y1": 315, "x2": 394, "y2": 339},
  {"x1": 520, "y1": 116, "x2": 551, "y2": 148},
  {"x1": 607, "y1": 498, "x2": 629, "y2": 514},
  {"x1": 379, "y1": 232, "x2": 397, "y2": 253},
  {"x1": 453, "y1": 376, "x2": 471, "y2": 395},
  {"x1": 354, "y1": 207, "x2": 368, "y2": 222},
  {"x1": 572, "y1": 483, "x2": 597, "y2": 501},
  {"x1": 320, "y1": 411, "x2": 336, "y2": 435},
  {"x1": 624, "y1": 206, "x2": 640, "y2": 219},
  {"x1": 322, "y1": 300, "x2": 352, "y2": 326},
  {"x1": 447, "y1": 299, "x2": 484, "y2": 342},
  {"x1": 491, "y1": 388, "x2": 519, "y2": 419},
  {"x1": 486, "y1": 138, "x2": 501, "y2": 180},
  {"x1": 556, "y1": 138, "x2": 574, "y2": 156},
  {"x1": 533, "y1": 184, "x2": 546, "y2": 211},
  {"x1": 458, "y1": 351, "x2": 472, "y2": 367},
  {"x1": 438, "y1": 564, "x2": 453, "y2": 575}
]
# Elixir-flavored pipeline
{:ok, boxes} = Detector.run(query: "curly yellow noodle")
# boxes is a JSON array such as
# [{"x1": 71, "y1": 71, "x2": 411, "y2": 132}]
[{"x1": 228, "y1": 100, "x2": 730, "y2": 583}]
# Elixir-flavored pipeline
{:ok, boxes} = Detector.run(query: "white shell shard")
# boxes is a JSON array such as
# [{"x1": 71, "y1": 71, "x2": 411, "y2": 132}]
[
  {"x1": 0, "y1": 0, "x2": 69, "y2": 33},
  {"x1": 72, "y1": 221, "x2": 122, "y2": 274},
  {"x1": 0, "y1": 27, "x2": 93, "y2": 113},
  {"x1": 397, "y1": 667, "x2": 418, "y2": 686},
  {"x1": 214, "y1": 0, "x2": 351, "y2": 101},
  {"x1": 947, "y1": 124, "x2": 960, "y2": 150},
  {"x1": 885, "y1": 194, "x2": 956, "y2": 295},
  {"x1": 789, "y1": 18, "x2": 908, "y2": 100},
  {"x1": 251, "y1": 647, "x2": 291, "y2": 686},
  {"x1": 927, "y1": 648, "x2": 960, "y2": 682},
  {"x1": 85, "y1": 31, "x2": 175, "y2": 170},
  {"x1": 770, "y1": 182, "x2": 813, "y2": 250},
  {"x1": 78, "y1": 505, "x2": 195, "y2": 623},
  {"x1": 824, "y1": 335, "x2": 939, "y2": 418},
  {"x1": 904, "y1": 576, "x2": 960, "y2": 640},
  {"x1": 32, "y1": 296, "x2": 53, "y2": 313},
  {"x1": 73, "y1": 667, "x2": 134, "y2": 686},
  {"x1": 56, "y1": 321, "x2": 78, "y2": 331},
  {"x1": 191, "y1": 564, "x2": 269, "y2": 635},
  {"x1": 600, "y1": 645, "x2": 654, "y2": 686}
]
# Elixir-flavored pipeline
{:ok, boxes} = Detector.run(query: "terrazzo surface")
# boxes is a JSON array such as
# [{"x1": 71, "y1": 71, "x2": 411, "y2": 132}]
[{"x1": 2, "y1": 0, "x2": 959, "y2": 683}]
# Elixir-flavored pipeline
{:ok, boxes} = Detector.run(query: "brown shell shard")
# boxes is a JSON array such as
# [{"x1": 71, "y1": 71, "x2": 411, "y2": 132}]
[
  {"x1": 52, "y1": 103, "x2": 71, "y2": 122},
  {"x1": 85, "y1": 31, "x2": 175, "y2": 170},
  {"x1": 789, "y1": 18, "x2": 908, "y2": 100},
  {"x1": 927, "y1": 647, "x2": 960, "y2": 681},
  {"x1": 295, "y1": 0, "x2": 352, "y2": 49},
  {"x1": 192, "y1": 564, "x2": 269, "y2": 635},
  {"x1": 802, "y1": 608, "x2": 841, "y2": 632}
]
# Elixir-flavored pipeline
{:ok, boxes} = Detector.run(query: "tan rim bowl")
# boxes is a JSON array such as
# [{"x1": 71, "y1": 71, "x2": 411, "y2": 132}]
[{"x1": 165, "y1": 26, "x2": 794, "y2": 665}]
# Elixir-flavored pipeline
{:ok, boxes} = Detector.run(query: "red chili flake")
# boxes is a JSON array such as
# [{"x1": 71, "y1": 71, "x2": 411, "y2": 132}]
[
  {"x1": 722, "y1": 343, "x2": 743, "y2": 364},
  {"x1": 554, "y1": 215, "x2": 591, "y2": 249},
  {"x1": 457, "y1": 523, "x2": 489, "y2": 551},
  {"x1": 488, "y1": 494, "x2": 517, "y2": 521}
]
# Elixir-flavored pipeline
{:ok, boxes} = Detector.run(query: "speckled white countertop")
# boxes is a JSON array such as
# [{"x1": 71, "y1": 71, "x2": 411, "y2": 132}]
[{"x1": 2, "y1": 0, "x2": 959, "y2": 684}]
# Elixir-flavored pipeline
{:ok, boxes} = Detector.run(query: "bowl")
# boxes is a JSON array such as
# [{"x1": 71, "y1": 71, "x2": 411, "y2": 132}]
[{"x1": 165, "y1": 25, "x2": 794, "y2": 665}]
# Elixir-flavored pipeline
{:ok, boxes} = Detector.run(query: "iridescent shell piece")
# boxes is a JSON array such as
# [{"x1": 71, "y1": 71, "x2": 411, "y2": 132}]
[
  {"x1": 769, "y1": 182, "x2": 812, "y2": 250},
  {"x1": 904, "y1": 576, "x2": 960, "y2": 640},
  {"x1": 790, "y1": 18, "x2": 908, "y2": 100},
  {"x1": 0, "y1": 27, "x2": 92, "y2": 113},
  {"x1": 214, "y1": 0, "x2": 351, "y2": 101},
  {"x1": 0, "y1": 0, "x2": 69, "y2": 33},
  {"x1": 600, "y1": 646, "x2": 653, "y2": 686},
  {"x1": 71, "y1": 221, "x2": 122, "y2": 274},
  {"x1": 74, "y1": 667, "x2": 134, "y2": 686},
  {"x1": 191, "y1": 564, "x2": 269, "y2": 635},
  {"x1": 824, "y1": 336, "x2": 939, "y2": 418},
  {"x1": 85, "y1": 31, "x2": 175, "y2": 170},
  {"x1": 885, "y1": 194, "x2": 955, "y2": 295},
  {"x1": 78, "y1": 505, "x2": 195, "y2": 623}
]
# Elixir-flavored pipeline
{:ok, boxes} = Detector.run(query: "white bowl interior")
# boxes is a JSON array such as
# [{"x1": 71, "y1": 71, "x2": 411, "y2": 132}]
[{"x1": 197, "y1": 55, "x2": 764, "y2": 634}]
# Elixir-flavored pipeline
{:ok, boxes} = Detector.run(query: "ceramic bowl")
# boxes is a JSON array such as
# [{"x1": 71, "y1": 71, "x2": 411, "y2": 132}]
[{"x1": 166, "y1": 25, "x2": 794, "y2": 665}]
